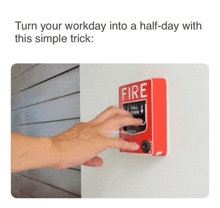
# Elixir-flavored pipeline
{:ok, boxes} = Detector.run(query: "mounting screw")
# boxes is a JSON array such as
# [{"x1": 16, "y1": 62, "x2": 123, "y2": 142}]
[{"x1": 142, "y1": 141, "x2": 151, "y2": 153}]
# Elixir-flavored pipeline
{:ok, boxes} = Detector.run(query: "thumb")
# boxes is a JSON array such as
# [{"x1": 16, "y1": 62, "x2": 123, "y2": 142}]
[{"x1": 83, "y1": 156, "x2": 103, "y2": 167}]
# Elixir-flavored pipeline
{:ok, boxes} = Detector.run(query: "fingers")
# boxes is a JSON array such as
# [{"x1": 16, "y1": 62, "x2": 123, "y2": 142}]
[
  {"x1": 107, "y1": 138, "x2": 140, "y2": 151},
  {"x1": 100, "y1": 116, "x2": 143, "y2": 135},
  {"x1": 83, "y1": 156, "x2": 103, "y2": 167},
  {"x1": 91, "y1": 106, "x2": 133, "y2": 124}
]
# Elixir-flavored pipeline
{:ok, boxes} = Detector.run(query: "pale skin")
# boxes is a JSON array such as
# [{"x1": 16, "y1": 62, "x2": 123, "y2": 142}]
[{"x1": 12, "y1": 106, "x2": 143, "y2": 173}]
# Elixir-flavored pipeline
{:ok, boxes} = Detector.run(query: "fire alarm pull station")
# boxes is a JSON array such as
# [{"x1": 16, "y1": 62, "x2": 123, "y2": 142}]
[{"x1": 119, "y1": 78, "x2": 168, "y2": 156}]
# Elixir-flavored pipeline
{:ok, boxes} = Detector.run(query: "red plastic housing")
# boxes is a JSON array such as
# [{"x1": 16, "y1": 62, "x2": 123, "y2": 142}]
[{"x1": 119, "y1": 78, "x2": 168, "y2": 156}]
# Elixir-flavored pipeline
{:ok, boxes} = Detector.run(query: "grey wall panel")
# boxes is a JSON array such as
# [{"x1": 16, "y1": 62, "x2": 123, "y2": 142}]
[
  {"x1": 11, "y1": 188, "x2": 22, "y2": 198},
  {"x1": 70, "y1": 166, "x2": 81, "y2": 170},
  {"x1": 21, "y1": 93, "x2": 80, "y2": 124},
  {"x1": 11, "y1": 93, "x2": 21, "y2": 110},
  {"x1": 11, "y1": 76, "x2": 20, "y2": 95},
  {"x1": 21, "y1": 119, "x2": 80, "y2": 137},
  {"x1": 20, "y1": 64, "x2": 78, "y2": 91},
  {"x1": 11, "y1": 188, "x2": 31, "y2": 198},
  {"x1": 11, "y1": 64, "x2": 20, "y2": 79},
  {"x1": 11, "y1": 125, "x2": 21, "y2": 133},
  {"x1": 11, "y1": 64, "x2": 81, "y2": 198},
  {"x1": 20, "y1": 64, "x2": 38, "y2": 74},
  {"x1": 11, "y1": 109, "x2": 21, "y2": 126},
  {"x1": 20, "y1": 192, "x2": 32, "y2": 198},
  {"x1": 21, "y1": 169, "x2": 81, "y2": 196},
  {"x1": 20, "y1": 176, "x2": 78, "y2": 198},
  {"x1": 11, "y1": 173, "x2": 23, "y2": 193},
  {"x1": 20, "y1": 68, "x2": 80, "y2": 108}
]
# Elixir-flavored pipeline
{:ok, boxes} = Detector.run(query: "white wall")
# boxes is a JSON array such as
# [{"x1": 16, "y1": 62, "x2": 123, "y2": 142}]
[{"x1": 81, "y1": 64, "x2": 209, "y2": 198}]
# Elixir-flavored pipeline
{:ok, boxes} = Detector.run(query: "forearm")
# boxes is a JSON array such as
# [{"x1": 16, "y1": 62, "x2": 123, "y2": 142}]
[
  {"x1": 11, "y1": 132, "x2": 60, "y2": 173},
  {"x1": 11, "y1": 107, "x2": 142, "y2": 172}
]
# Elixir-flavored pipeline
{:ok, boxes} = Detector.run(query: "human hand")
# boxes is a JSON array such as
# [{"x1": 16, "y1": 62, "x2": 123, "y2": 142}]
[{"x1": 51, "y1": 106, "x2": 143, "y2": 169}]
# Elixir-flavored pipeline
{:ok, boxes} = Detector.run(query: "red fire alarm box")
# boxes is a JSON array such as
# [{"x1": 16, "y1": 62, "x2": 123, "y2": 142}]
[{"x1": 119, "y1": 78, "x2": 168, "y2": 156}]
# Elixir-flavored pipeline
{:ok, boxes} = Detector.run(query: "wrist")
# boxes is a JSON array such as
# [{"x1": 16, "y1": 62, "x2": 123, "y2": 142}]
[{"x1": 39, "y1": 137, "x2": 61, "y2": 169}]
